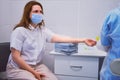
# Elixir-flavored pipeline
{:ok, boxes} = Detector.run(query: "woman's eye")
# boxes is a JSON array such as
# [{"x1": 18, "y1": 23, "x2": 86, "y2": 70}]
[
  {"x1": 32, "y1": 10, "x2": 43, "y2": 13},
  {"x1": 33, "y1": 10, "x2": 39, "y2": 13}
]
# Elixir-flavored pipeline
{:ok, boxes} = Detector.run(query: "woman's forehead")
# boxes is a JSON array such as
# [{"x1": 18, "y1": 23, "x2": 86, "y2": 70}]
[{"x1": 32, "y1": 5, "x2": 42, "y2": 11}]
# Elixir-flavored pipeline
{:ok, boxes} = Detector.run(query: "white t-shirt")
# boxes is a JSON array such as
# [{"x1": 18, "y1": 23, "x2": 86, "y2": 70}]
[{"x1": 8, "y1": 25, "x2": 54, "y2": 67}]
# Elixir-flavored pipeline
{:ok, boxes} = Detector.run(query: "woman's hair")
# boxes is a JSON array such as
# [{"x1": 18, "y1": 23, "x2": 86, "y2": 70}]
[{"x1": 14, "y1": 0, "x2": 45, "y2": 30}]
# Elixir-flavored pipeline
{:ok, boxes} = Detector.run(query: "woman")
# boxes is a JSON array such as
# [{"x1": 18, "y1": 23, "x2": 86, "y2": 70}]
[
  {"x1": 100, "y1": 7, "x2": 120, "y2": 80},
  {"x1": 6, "y1": 1, "x2": 96, "y2": 80}
]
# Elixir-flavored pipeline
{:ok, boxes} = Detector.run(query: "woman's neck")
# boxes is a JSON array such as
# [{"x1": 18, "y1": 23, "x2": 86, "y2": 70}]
[{"x1": 31, "y1": 23, "x2": 38, "y2": 28}]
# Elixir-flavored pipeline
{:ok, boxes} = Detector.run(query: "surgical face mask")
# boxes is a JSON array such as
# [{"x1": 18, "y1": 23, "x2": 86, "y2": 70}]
[{"x1": 31, "y1": 14, "x2": 43, "y2": 24}]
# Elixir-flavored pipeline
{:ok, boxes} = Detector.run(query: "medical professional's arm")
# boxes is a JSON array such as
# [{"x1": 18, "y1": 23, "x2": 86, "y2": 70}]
[
  {"x1": 11, "y1": 48, "x2": 42, "y2": 80},
  {"x1": 51, "y1": 34, "x2": 96, "y2": 46},
  {"x1": 101, "y1": 13, "x2": 111, "y2": 46}
]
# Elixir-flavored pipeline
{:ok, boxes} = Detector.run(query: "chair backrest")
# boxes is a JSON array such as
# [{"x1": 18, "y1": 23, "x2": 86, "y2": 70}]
[
  {"x1": 110, "y1": 59, "x2": 120, "y2": 76},
  {"x1": 0, "y1": 42, "x2": 10, "y2": 72}
]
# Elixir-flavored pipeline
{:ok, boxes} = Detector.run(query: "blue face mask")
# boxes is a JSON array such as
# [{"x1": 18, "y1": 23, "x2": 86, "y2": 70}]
[{"x1": 31, "y1": 14, "x2": 43, "y2": 24}]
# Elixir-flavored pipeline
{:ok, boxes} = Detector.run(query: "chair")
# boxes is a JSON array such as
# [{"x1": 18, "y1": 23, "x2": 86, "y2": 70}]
[
  {"x1": 110, "y1": 58, "x2": 120, "y2": 76},
  {"x1": 0, "y1": 42, "x2": 10, "y2": 80}
]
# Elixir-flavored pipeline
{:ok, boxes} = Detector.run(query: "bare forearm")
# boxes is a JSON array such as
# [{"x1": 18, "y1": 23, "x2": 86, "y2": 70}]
[
  {"x1": 51, "y1": 34, "x2": 86, "y2": 43},
  {"x1": 51, "y1": 34, "x2": 96, "y2": 46},
  {"x1": 12, "y1": 56, "x2": 35, "y2": 74},
  {"x1": 13, "y1": 55, "x2": 42, "y2": 79},
  {"x1": 11, "y1": 48, "x2": 36, "y2": 75}
]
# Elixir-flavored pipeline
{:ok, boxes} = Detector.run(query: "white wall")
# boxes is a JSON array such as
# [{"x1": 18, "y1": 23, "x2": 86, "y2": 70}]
[
  {"x1": 41, "y1": 0, "x2": 120, "y2": 38},
  {"x1": 0, "y1": 0, "x2": 120, "y2": 71},
  {"x1": 1, "y1": 0, "x2": 120, "y2": 42}
]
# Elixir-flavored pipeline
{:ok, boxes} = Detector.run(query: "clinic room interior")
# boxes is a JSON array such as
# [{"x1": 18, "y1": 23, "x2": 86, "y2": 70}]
[{"x1": 0, "y1": 0, "x2": 120, "y2": 80}]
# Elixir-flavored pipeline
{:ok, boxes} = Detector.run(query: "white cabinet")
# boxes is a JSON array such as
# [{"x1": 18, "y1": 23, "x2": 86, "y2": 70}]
[
  {"x1": 50, "y1": 50, "x2": 106, "y2": 80},
  {"x1": 57, "y1": 75, "x2": 97, "y2": 80}
]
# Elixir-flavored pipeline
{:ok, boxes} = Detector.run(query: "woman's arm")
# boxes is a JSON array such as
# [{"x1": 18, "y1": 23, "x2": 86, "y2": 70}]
[
  {"x1": 11, "y1": 48, "x2": 41, "y2": 80},
  {"x1": 51, "y1": 34, "x2": 96, "y2": 46}
]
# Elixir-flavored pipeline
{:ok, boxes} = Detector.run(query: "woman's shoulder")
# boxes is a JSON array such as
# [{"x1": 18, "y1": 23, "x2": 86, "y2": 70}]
[
  {"x1": 15, "y1": 26, "x2": 26, "y2": 30},
  {"x1": 13, "y1": 27, "x2": 26, "y2": 32},
  {"x1": 12, "y1": 27, "x2": 27, "y2": 35}
]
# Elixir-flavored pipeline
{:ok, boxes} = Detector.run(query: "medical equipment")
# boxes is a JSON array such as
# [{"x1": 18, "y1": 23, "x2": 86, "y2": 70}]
[{"x1": 110, "y1": 59, "x2": 120, "y2": 76}]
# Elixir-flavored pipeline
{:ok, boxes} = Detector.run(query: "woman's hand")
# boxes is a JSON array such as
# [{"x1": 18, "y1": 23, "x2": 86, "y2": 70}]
[
  {"x1": 84, "y1": 39, "x2": 97, "y2": 46},
  {"x1": 33, "y1": 71, "x2": 42, "y2": 80},
  {"x1": 33, "y1": 70, "x2": 47, "y2": 80}
]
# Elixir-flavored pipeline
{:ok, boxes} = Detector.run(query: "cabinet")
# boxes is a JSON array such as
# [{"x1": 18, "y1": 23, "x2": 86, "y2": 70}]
[{"x1": 50, "y1": 48, "x2": 106, "y2": 80}]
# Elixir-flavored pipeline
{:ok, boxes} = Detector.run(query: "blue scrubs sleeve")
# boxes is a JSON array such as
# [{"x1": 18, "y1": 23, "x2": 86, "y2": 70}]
[{"x1": 101, "y1": 14, "x2": 111, "y2": 46}]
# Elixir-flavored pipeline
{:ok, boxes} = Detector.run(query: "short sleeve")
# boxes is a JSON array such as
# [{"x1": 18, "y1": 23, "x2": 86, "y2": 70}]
[
  {"x1": 44, "y1": 28, "x2": 55, "y2": 42},
  {"x1": 10, "y1": 28, "x2": 25, "y2": 51}
]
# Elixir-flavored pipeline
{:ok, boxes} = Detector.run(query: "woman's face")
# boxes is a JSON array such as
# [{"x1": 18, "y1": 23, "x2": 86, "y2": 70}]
[{"x1": 30, "y1": 5, "x2": 43, "y2": 19}]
